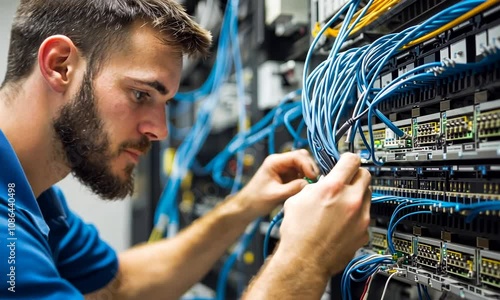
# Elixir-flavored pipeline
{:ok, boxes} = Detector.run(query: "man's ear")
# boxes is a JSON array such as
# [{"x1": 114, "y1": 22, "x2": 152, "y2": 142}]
[{"x1": 38, "y1": 35, "x2": 81, "y2": 93}]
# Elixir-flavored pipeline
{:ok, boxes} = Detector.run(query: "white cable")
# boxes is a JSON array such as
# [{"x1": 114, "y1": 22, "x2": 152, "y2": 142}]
[
  {"x1": 380, "y1": 271, "x2": 398, "y2": 300},
  {"x1": 362, "y1": 274, "x2": 375, "y2": 300},
  {"x1": 346, "y1": 255, "x2": 388, "y2": 277}
]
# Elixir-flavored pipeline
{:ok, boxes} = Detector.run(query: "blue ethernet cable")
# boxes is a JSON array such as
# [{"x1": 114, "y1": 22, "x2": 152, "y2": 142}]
[
  {"x1": 341, "y1": 254, "x2": 392, "y2": 300},
  {"x1": 284, "y1": 106, "x2": 308, "y2": 147},
  {"x1": 302, "y1": 0, "x2": 363, "y2": 170},
  {"x1": 263, "y1": 212, "x2": 284, "y2": 260},
  {"x1": 268, "y1": 101, "x2": 302, "y2": 154},
  {"x1": 190, "y1": 89, "x2": 301, "y2": 182},
  {"x1": 417, "y1": 283, "x2": 424, "y2": 300},
  {"x1": 154, "y1": 0, "x2": 238, "y2": 236},
  {"x1": 229, "y1": 0, "x2": 246, "y2": 195},
  {"x1": 422, "y1": 285, "x2": 432, "y2": 300},
  {"x1": 209, "y1": 97, "x2": 303, "y2": 188}
]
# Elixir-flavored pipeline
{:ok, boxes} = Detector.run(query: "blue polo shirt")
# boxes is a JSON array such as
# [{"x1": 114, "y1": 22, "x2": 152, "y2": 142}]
[{"x1": 0, "y1": 130, "x2": 119, "y2": 298}]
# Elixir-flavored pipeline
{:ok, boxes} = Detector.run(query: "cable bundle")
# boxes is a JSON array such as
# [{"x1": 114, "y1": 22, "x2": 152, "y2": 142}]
[
  {"x1": 340, "y1": 254, "x2": 393, "y2": 300},
  {"x1": 302, "y1": 0, "x2": 497, "y2": 173}
]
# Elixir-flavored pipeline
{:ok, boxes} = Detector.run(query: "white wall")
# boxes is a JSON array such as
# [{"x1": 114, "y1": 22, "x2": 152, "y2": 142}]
[
  {"x1": 0, "y1": 0, "x2": 131, "y2": 252},
  {"x1": 0, "y1": 0, "x2": 18, "y2": 79}
]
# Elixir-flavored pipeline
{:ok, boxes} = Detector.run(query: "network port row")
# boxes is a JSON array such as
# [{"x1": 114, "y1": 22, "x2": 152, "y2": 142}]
[
  {"x1": 367, "y1": 231, "x2": 500, "y2": 290},
  {"x1": 478, "y1": 109, "x2": 500, "y2": 138},
  {"x1": 417, "y1": 242, "x2": 441, "y2": 270},
  {"x1": 481, "y1": 251, "x2": 500, "y2": 289},
  {"x1": 371, "y1": 179, "x2": 499, "y2": 196},
  {"x1": 446, "y1": 115, "x2": 473, "y2": 141},
  {"x1": 355, "y1": 106, "x2": 500, "y2": 152},
  {"x1": 444, "y1": 248, "x2": 476, "y2": 280}
]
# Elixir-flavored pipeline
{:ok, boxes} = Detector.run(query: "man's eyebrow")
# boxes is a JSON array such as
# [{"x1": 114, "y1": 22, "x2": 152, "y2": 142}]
[{"x1": 133, "y1": 79, "x2": 168, "y2": 95}]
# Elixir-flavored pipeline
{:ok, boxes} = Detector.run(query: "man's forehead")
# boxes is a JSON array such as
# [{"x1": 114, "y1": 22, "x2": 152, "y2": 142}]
[{"x1": 98, "y1": 25, "x2": 182, "y2": 94}]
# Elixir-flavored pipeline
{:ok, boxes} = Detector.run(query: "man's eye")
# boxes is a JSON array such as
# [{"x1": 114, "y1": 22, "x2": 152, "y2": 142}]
[{"x1": 133, "y1": 90, "x2": 150, "y2": 103}]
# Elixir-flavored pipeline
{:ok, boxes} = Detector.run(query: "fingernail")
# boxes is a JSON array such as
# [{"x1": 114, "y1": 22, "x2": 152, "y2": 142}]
[
  {"x1": 302, "y1": 179, "x2": 309, "y2": 188},
  {"x1": 311, "y1": 163, "x2": 319, "y2": 174}
]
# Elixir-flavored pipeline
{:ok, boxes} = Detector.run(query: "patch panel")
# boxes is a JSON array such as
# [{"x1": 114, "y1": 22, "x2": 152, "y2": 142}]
[
  {"x1": 418, "y1": 170, "x2": 446, "y2": 196},
  {"x1": 363, "y1": 231, "x2": 500, "y2": 299},
  {"x1": 446, "y1": 115, "x2": 474, "y2": 141},
  {"x1": 357, "y1": 125, "x2": 386, "y2": 150},
  {"x1": 384, "y1": 264, "x2": 500, "y2": 300},
  {"x1": 371, "y1": 227, "x2": 388, "y2": 251},
  {"x1": 480, "y1": 250, "x2": 500, "y2": 290},
  {"x1": 477, "y1": 109, "x2": 500, "y2": 139},
  {"x1": 370, "y1": 168, "x2": 418, "y2": 195},
  {"x1": 443, "y1": 243, "x2": 477, "y2": 282},
  {"x1": 393, "y1": 232, "x2": 414, "y2": 258},
  {"x1": 367, "y1": 128, "x2": 386, "y2": 150},
  {"x1": 416, "y1": 237, "x2": 443, "y2": 271},
  {"x1": 448, "y1": 181, "x2": 472, "y2": 194},
  {"x1": 372, "y1": 129, "x2": 386, "y2": 143},
  {"x1": 414, "y1": 120, "x2": 441, "y2": 147},
  {"x1": 361, "y1": 100, "x2": 500, "y2": 163},
  {"x1": 384, "y1": 126, "x2": 412, "y2": 149},
  {"x1": 371, "y1": 179, "x2": 417, "y2": 195},
  {"x1": 446, "y1": 180, "x2": 500, "y2": 199},
  {"x1": 393, "y1": 179, "x2": 417, "y2": 190},
  {"x1": 482, "y1": 183, "x2": 500, "y2": 196},
  {"x1": 369, "y1": 164, "x2": 500, "y2": 206}
]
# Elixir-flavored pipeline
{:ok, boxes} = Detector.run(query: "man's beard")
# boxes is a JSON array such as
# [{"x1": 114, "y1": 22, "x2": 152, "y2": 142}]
[{"x1": 52, "y1": 72, "x2": 151, "y2": 200}]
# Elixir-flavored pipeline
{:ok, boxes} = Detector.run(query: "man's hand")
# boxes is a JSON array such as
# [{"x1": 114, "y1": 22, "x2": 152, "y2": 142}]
[
  {"x1": 242, "y1": 153, "x2": 371, "y2": 299},
  {"x1": 236, "y1": 149, "x2": 320, "y2": 218},
  {"x1": 277, "y1": 153, "x2": 372, "y2": 276}
]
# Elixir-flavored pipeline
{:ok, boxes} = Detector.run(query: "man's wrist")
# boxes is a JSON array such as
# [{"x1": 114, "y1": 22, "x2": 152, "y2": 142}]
[
  {"x1": 224, "y1": 190, "x2": 263, "y2": 220},
  {"x1": 222, "y1": 192, "x2": 260, "y2": 223},
  {"x1": 272, "y1": 243, "x2": 331, "y2": 280},
  {"x1": 243, "y1": 242, "x2": 330, "y2": 300}
]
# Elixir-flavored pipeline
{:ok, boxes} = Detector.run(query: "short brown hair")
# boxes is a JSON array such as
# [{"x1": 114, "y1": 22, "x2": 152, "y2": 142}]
[{"x1": 2, "y1": 0, "x2": 212, "y2": 85}]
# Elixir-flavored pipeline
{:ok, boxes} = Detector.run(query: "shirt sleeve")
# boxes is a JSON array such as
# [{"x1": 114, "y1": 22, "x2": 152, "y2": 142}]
[
  {"x1": 0, "y1": 196, "x2": 84, "y2": 299},
  {"x1": 51, "y1": 187, "x2": 119, "y2": 294}
]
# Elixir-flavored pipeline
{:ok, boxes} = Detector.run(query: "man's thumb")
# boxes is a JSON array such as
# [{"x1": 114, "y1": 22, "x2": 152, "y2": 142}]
[{"x1": 281, "y1": 178, "x2": 308, "y2": 196}]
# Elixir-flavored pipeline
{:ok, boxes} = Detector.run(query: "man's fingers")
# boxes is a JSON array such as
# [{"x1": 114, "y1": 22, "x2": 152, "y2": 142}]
[
  {"x1": 361, "y1": 186, "x2": 372, "y2": 221},
  {"x1": 279, "y1": 178, "x2": 309, "y2": 199},
  {"x1": 296, "y1": 149, "x2": 320, "y2": 178},
  {"x1": 350, "y1": 168, "x2": 372, "y2": 189},
  {"x1": 325, "y1": 153, "x2": 361, "y2": 184},
  {"x1": 352, "y1": 169, "x2": 372, "y2": 218},
  {"x1": 269, "y1": 149, "x2": 319, "y2": 179}
]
